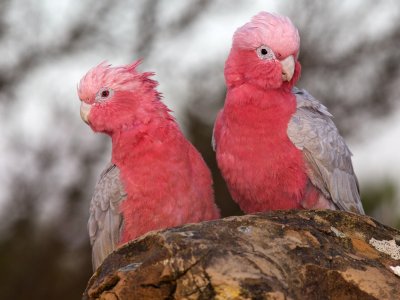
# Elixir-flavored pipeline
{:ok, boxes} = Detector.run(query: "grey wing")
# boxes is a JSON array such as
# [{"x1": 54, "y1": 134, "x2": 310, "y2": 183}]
[
  {"x1": 212, "y1": 110, "x2": 223, "y2": 152},
  {"x1": 287, "y1": 88, "x2": 365, "y2": 214},
  {"x1": 211, "y1": 123, "x2": 216, "y2": 151},
  {"x1": 88, "y1": 163, "x2": 127, "y2": 270}
]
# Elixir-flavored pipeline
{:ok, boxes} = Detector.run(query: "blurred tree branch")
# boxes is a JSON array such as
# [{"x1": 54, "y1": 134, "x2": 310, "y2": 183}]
[
  {"x1": 0, "y1": 0, "x2": 114, "y2": 97},
  {"x1": 284, "y1": 0, "x2": 400, "y2": 134}
]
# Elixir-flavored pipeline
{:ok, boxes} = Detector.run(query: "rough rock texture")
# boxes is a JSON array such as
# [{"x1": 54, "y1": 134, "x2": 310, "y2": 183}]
[{"x1": 83, "y1": 210, "x2": 400, "y2": 300}]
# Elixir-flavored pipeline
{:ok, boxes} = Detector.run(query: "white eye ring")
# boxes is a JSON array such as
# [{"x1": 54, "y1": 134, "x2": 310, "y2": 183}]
[
  {"x1": 256, "y1": 45, "x2": 276, "y2": 60},
  {"x1": 95, "y1": 87, "x2": 114, "y2": 102}
]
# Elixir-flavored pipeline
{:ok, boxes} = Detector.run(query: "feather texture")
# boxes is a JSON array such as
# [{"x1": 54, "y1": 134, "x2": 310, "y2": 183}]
[
  {"x1": 88, "y1": 163, "x2": 127, "y2": 270},
  {"x1": 288, "y1": 88, "x2": 364, "y2": 214}
]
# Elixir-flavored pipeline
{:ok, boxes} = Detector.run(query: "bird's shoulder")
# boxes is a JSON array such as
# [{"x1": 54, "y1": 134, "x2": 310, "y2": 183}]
[
  {"x1": 288, "y1": 87, "x2": 348, "y2": 156},
  {"x1": 292, "y1": 87, "x2": 332, "y2": 117}
]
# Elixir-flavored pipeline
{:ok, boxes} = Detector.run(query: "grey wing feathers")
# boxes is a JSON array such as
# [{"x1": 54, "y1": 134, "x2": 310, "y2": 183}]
[
  {"x1": 88, "y1": 163, "x2": 127, "y2": 270},
  {"x1": 211, "y1": 123, "x2": 216, "y2": 151},
  {"x1": 288, "y1": 87, "x2": 364, "y2": 214}
]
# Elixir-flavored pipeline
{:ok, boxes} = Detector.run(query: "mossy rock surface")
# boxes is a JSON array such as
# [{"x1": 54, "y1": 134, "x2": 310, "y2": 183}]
[{"x1": 83, "y1": 210, "x2": 400, "y2": 300}]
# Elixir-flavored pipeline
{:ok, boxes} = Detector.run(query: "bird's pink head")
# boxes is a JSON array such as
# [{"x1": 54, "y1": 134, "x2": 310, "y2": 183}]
[
  {"x1": 226, "y1": 12, "x2": 301, "y2": 90},
  {"x1": 78, "y1": 61, "x2": 164, "y2": 134}
]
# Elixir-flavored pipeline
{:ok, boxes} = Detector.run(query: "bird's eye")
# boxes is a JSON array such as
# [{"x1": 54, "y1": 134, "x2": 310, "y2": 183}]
[
  {"x1": 256, "y1": 45, "x2": 275, "y2": 60},
  {"x1": 95, "y1": 87, "x2": 114, "y2": 102},
  {"x1": 101, "y1": 90, "x2": 109, "y2": 98}
]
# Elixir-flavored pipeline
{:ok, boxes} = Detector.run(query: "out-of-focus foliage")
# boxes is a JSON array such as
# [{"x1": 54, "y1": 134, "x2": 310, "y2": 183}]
[
  {"x1": 285, "y1": 0, "x2": 400, "y2": 136},
  {"x1": 0, "y1": 1, "x2": 399, "y2": 299},
  {"x1": 361, "y1": 180, "x2": 400, "y2": 227}
]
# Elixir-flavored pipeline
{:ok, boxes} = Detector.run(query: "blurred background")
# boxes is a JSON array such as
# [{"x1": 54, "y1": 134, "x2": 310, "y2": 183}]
[{"x1": 0, "y1": 0, "x2": 399, "y2": 299}]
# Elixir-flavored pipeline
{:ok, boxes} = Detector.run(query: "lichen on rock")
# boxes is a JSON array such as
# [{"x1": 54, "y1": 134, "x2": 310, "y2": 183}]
[{"x1": 369, "y1": 237, "x2": 400, "y2": 260}]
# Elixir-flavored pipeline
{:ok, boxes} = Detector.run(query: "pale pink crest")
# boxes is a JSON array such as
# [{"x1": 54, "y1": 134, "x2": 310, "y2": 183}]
[
  {"x1": 78, "y1": 60, "x2": 147, "y2": 101},
  {"x1": 233, "y1": 12, "x2": 300, "y2": 57}
]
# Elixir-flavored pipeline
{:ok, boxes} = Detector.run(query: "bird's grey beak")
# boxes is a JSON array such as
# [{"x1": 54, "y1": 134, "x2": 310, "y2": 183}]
[
  {"x1": 280, "y1": 55, "x2": 295, "y2": 82},
  {"x1": 80, "y1": 101, "x2": 91, "y2": 124}
]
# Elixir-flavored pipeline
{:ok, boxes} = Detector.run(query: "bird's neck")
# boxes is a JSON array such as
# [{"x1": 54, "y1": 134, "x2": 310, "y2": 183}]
[
  {"x1": 110, "y1": 115, "x2": 176, "y2": 164},
  {"x1": 223, "y1": 84, "x2": 297, "y2": 139},
  {"x1": 227, "y1": 84, "x2": 295, "y2": 110}
]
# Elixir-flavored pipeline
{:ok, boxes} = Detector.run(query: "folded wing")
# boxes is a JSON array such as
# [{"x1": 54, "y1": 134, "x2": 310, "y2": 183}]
[
  {"x1": 88, "y1": 163, "x2": 127, "y2": 270},
  {"x1": 287, "y1": 88, "x2": 364, "y2": 214}
]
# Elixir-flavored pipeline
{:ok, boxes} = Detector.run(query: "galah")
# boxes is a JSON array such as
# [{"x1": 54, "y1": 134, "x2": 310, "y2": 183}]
[
  {"x1": 213, "y1": 12, "x2": 364, "y2": 214},
  {"x1": 78, "y1": 61, "x2": 220, "y2": 270}
]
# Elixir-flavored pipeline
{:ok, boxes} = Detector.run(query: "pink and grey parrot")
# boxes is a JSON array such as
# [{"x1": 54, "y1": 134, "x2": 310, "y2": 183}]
[
  {"x1": 78, "y1": 61, "x2": 220, "y2": 270},
  {"x1": 213, "y1": 12, "x2": 365, "y2": 214}
]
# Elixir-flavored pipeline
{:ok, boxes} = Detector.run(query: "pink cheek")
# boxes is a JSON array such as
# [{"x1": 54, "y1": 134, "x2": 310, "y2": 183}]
[
  {"x1": 91, "y1": 103, "x2": 128, "y2": 134},
  {"x1": 271, "y1": 62, "x2": 285, "y2": 85},
  {"x1": 254, "y1": 62, "x2": 282, "y2": 88},
  {"x1": 88, "y1": 106, "x2": 108, "y2": 131}
]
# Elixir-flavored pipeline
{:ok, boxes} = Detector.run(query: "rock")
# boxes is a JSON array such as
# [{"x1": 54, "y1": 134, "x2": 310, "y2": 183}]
[{"x1": 83, "y1": 210, "x2": 400, "y2": 300}]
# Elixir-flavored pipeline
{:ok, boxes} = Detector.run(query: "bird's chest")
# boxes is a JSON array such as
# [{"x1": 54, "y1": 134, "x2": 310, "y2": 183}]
[
  {"x1": 219, "y1": 108, "x2": 299, "y2": 171},
  {"x1": 217, "y1": 102, "x2": 307, "y2": 206}
]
